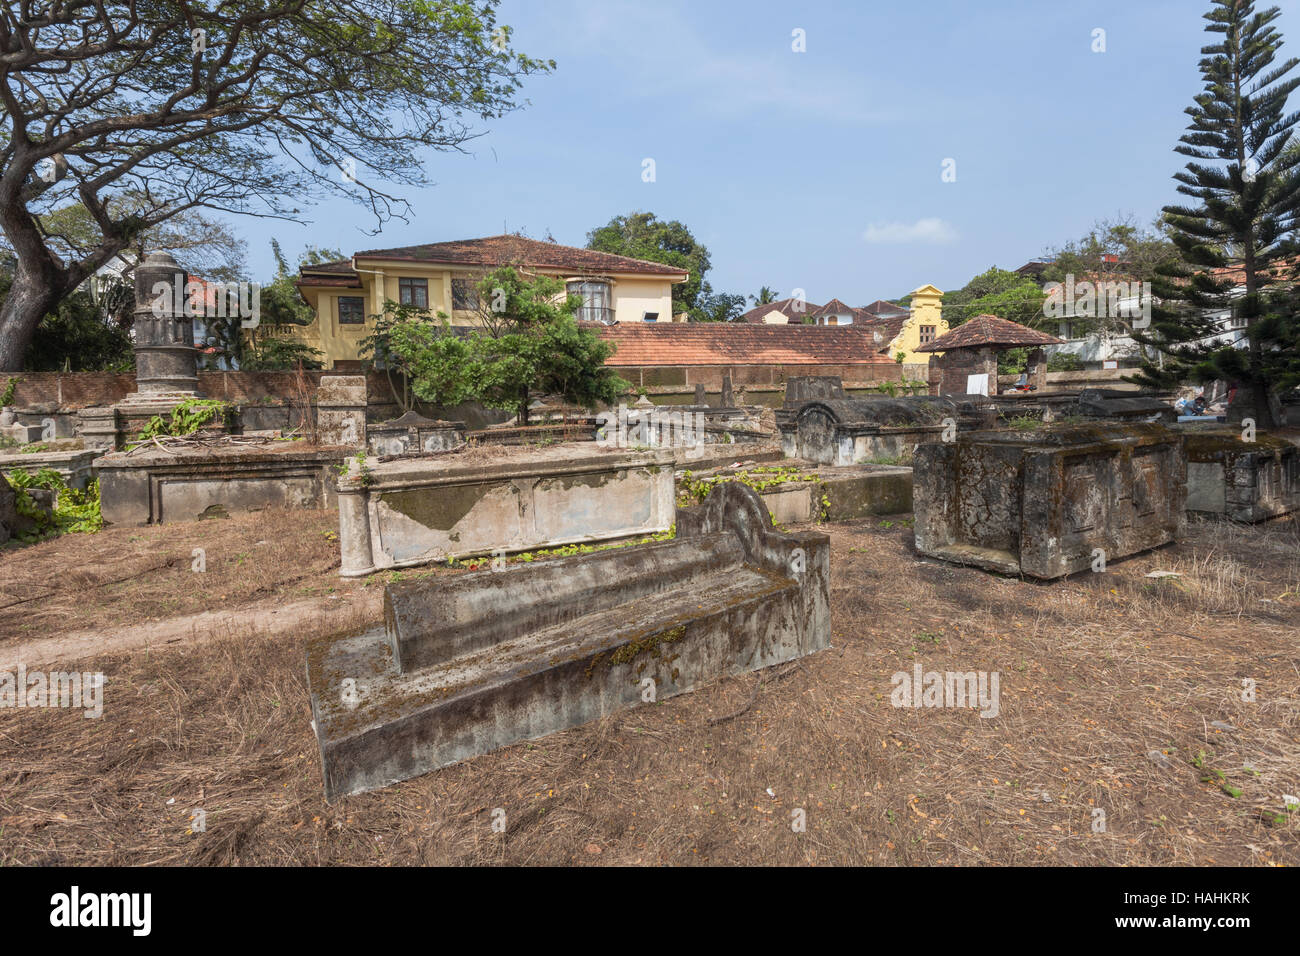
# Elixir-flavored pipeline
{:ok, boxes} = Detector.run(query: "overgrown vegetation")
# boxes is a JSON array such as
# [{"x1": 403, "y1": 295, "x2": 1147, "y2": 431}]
[
  {"x1": 133, "y1": 399, "x2": 232, "y2": 443},
  {"x1": 3, "y1": 468, "x2": 103, "y2": 543},
  {"x1": 676, "y1": 466, "x2": 822, "y2": 512}
]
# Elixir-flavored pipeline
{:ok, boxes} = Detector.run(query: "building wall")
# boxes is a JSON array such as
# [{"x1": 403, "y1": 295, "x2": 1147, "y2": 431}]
[
  {"x1": 609, "y1": 277, "x2": 674, "y2": 323},
  {"x1": 891, "y1": 286, "x2": 948, "y2": 364},
  {"x1": 290, "y1": 291, "x2": 376, "y2": 369},
  {"x1": 296, "y1": 268, "x2": 678, "y2": 368}
]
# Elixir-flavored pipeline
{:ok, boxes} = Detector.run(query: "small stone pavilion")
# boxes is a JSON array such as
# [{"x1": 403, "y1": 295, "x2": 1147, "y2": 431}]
[{"x1": 917, "y1": 314, "x2": 1061, "y2": 397}]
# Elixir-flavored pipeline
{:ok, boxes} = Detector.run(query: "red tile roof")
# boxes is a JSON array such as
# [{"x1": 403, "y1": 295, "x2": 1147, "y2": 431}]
[
  {"x1": 739, "y1": 297, "x2": 820, "y2": 324},
  {"x1": 859, "y1": 299, "x2": 910, "y2": 317},
  {"x1": 593, "y1": 323, "x2": 896, "y2": 367},
  {"x1": 813, "y1": 297, "x2": 856, "y2": 316},
  {"x1": 856, "y1": 314, "x2": 909, "y2": 352},
  {"x1": 916, "y1": 314, "x2": 1061, "y2": 352},
  {"x1": 350, "y1": 234, "x2": 689, "y2": 278}
]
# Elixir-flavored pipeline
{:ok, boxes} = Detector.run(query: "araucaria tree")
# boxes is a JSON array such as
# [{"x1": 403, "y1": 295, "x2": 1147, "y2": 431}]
[
  {"x1": 1134, "y1": 0, "x2": 1300, "y2": 425},
  {"x1": 0, "y1": 1, "x2": 553, "y2": 369}
]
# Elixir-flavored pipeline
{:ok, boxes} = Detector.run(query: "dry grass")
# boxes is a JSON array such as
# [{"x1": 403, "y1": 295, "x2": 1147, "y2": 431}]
[
  {"x1": 0, "y1": 509, "x2": 414, "y2": 640},
  {"x1": 0, "y1": 513, "x2": 1297, "y2": 865}
]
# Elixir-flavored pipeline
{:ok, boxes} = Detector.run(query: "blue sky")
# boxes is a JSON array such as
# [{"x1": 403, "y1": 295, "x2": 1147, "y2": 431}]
[{"x1": 233, "y1": 0, "x2": 1300, "y2": 304}]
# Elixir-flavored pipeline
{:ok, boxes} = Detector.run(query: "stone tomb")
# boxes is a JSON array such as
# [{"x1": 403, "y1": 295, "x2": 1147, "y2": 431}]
[
  {"x1": 914, "y1": 423, "x2": 1185, "y2": 578},
  {"x1": 1184, "y1": 429, "x2": 1300, "y2": 522},
  {"x1": 366, "y1": 410, "x2": 466, "y2": 458},
  {"x1": 337, "y1": 443, "x2": 677, "y2": 577},
  {"x1": 316, "y1": 375, "x2": 367, "y2": 449},
  {"x1": 0, "y1": 446, "x2": 98, "y2": 491},
  {"x1": 782, "y1": 396, "x2": 987, "y2": 465},
  {"x1": 96, "y1": 441, "x2": 346, "y2": 525},
  {"x1": 307, "y1": 482, "x2": 830, "y2": 800},
  {"x1": 1076, "y1": 388, "x2": 1176, "y2": 423}
]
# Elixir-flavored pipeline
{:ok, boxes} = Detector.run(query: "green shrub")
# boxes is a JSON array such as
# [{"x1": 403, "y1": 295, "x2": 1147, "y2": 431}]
[
  {"x1": 4, "y1": 468, "x2": 103, "y2": 543},
  {"x1": 133, "y1": 399, "x2": 232, "y2": 443}
]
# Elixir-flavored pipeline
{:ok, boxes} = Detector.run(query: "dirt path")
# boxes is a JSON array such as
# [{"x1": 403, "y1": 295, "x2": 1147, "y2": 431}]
[{"x1": 0, "y1": 589, "x2": 382, "y2": 670}]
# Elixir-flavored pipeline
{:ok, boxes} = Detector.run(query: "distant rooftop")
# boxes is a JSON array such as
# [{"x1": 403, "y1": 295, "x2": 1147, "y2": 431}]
[{"x1": 916, "y1": 314, "x2": 1061, "y2": 352}]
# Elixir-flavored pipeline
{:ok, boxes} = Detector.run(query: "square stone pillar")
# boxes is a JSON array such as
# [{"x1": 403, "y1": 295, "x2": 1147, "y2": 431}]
[{"x1": 317, "y1": 376, "x2": 368, "y2": 447}]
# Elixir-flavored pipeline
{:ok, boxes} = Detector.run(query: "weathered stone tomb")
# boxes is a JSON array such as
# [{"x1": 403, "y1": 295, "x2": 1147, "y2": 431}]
[
  {"x1": 366, "y1": 410, "x2": 466, "y2": 457},
  {"x1": 96, "y1": 442, "x2": 345, "y2": 525},
  {"x1": 337, "y1": 444, "x2": 677, "y2": 577},
  {"x1": 913, "y1": 422, "x2": 1185, "y2": 578},
  {"x1": 307, "y1": 481, "x2": 830, "y2": 800},
  {"x1": 782, "y1": 396, "x2": 987, "y2": 465},
  {"x1": 1184, "y1": 429, "x2": 1300, "y2": 522}
]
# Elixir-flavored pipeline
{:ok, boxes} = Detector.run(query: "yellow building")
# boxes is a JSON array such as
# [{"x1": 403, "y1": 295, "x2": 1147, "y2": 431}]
[
  {"x1": 857, "y1": 284, "x2": 948, "y2": 364},
  {"x1": 292, "y1": 235, "x2": 689, "y2": 369}
]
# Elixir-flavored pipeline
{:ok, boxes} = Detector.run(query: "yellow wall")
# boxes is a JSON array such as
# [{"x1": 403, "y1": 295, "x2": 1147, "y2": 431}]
[
  {"x1": 886, "y1": 284, "x2": 948, "y2": 365},
  {"x1": 292, "y1": 264, "x2": 679, "y2": 368},
  {"x1": 609, "y1": 277, "x2": 674, "y2": 323}
]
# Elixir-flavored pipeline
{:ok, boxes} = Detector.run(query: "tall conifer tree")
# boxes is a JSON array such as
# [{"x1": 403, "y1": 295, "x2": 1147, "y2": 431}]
[{"x1": 1135, "y1": 0, "x2": 1300, "y2": 425}]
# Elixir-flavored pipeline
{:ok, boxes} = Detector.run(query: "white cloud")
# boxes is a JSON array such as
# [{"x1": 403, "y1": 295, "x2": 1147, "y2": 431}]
[{"x1": 862, "y1": 218, "x2": 958, "y2": 244}]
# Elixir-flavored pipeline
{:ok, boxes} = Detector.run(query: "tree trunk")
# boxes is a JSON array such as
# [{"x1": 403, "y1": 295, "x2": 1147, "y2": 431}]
[{"x1": 0, "y1": 265, "x2": 66, "y2": 371}]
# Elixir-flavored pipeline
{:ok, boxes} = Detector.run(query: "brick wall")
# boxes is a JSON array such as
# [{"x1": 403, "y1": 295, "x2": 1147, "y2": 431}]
[
  {"x1": 927, "y1": 348, "x2": 997, "y2": 397},
  {"x1": 7, "y1": 370, "x2": 399, "y2": 410}
]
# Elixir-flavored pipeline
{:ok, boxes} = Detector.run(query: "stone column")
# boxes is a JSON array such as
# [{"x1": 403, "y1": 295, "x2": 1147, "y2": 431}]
[
  {"x1": 337, "y1": 477, "x2": 375, "y2": 578},
  {"x1": 132, "y1": 251, "x2": 199, "y2": 396},
  {"x1": 1027, "y1": 348, "x2": 1047, "y2": 391}
]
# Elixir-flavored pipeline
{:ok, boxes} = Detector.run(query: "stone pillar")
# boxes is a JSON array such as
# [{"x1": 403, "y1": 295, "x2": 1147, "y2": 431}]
[
  {"x1": 317, "y1": 375, "x2": 368, "y2": 447},
  {"x1": 337, "y1": 479, "x2": 375, "y2": 577},
  {"x1": 694, "y1": 383, "x2": 706, "y2": 406},
  {"x1": 132, "y1": 251, "x2": 199, "y2": 396},
  {"x1": 721, "y1": 371, "x2": 734, "y2": 408},
  {"x1": 77, "y1": 406, "x2": 120, "y2": 451},
  {"x1": 1027, "y1": 348, "x2": 1047, "y2": 391}
]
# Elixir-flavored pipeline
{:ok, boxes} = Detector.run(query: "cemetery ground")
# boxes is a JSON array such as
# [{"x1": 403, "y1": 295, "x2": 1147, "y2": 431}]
[{"x1": 0, "y1": 508, "x2": 1297, "y2": 866}]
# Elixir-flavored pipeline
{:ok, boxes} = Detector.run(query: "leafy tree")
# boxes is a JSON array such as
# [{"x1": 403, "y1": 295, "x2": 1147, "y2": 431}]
[
  {"x1": 1131, "y1": 0, "x2": 1300, "y2": 426},
  {"x1": 0, "y1": 1, "x2": 553, "y2": 370},
  {"x1": 941, "y1": 267, "x2": 1046, "y2": 328},
  {"x1": 750, "y1": 286, "x2": 778, "y2": 305},
  {"x1": 586, "y1": 212, "x2": 710, "y2": 318},
  {"x1": 360, "y1": 299, "x2": 471, "y2": 411},
  {"x1": 239, "y1": 337, "x2": 324, "y2": 372},
  {"x1": 38, "y1": 197, "x2": 248, "y2": 284},
  {"x1": 0, "y1": 251, "x2": 130, "y2": 371},
  {"x1": 380, "y1": 268, "x2": 628, "y2": 424},
  {"x1": 695, "y1": 283, "x2": 748, "y2": 322},
  {"x1": 21, "y1": 288, "x2": 133, "y2": 372},
  {"x1": 239, "y1": 241, "x2": 342, "y2": 370},
  {"x1": 468, "y1": 268, "x2": 628, "y2": 423},
  {"x1": 1042, "y1": 216, "x2": 1185, "y2": 337}
]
